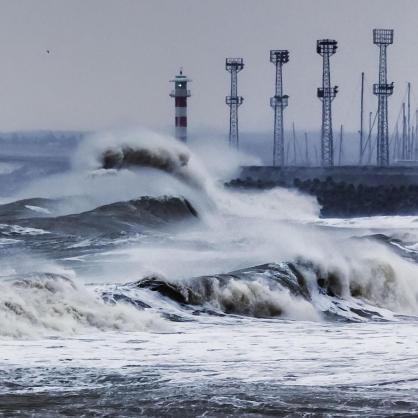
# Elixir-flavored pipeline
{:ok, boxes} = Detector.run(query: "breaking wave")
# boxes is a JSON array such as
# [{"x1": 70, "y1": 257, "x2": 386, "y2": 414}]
[
  {"x1": 103, "y1": 256, "x2": 418, "y2": 323},
  {"x1": 102, "y1": 144, "x2": 190, "y2": 178},
  {"x1": 1, "y1": 237, "x2": 418, "y2": 339},
  {"x1": 134, "y1": 263, "x2": 320, "y2": 321},
  {"x1": 2, "y1": 129, "x2": 418, "y2": 337},
  {"x1": 9, "y1": 130, "x2": 215, "y2": 217},
  {"x1": 129, "y1": 261, "x2": 418, "y2": 321},
  {"x1": 0, "y1": 273, "x2": 168, "y2": 338}
]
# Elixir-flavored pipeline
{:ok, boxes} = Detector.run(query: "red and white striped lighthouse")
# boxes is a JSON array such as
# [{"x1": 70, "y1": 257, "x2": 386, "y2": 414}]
[{"x1": 170, "y1": 69, "x2": 191, "y2": 142}]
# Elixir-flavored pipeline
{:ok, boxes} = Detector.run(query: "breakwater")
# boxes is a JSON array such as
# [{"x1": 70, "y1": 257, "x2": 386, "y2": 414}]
[{"x1": 227, "y1": 166, "x2": 418, "y2": 217}]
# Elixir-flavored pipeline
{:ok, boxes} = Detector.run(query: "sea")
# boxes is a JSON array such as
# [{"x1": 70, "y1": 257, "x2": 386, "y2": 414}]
[{"x1": 0, "y1": 130, "x2": 417, "y2": 417}]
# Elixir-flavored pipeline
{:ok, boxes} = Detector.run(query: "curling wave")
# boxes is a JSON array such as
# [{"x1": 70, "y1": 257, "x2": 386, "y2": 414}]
[
  {"x1": 122, "y1": 258, "x2": 418, "y2": 322},
  {"x1": 90, "y1": 130, "x2": 209, "y2": 192},
  {"x1": 2, "y1": 254, "x2": 418, "y2": 339}
]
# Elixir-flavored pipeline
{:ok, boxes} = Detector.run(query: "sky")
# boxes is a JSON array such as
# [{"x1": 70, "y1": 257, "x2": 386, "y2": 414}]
[{"x1": 0, "y1": 0, "x2": 417, "y2": 137}]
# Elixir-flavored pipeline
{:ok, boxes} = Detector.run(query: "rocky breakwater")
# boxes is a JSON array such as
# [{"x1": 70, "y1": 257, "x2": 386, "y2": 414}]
[{"x1": 226, "y1": 176, "x2": 418, "y2": 218}]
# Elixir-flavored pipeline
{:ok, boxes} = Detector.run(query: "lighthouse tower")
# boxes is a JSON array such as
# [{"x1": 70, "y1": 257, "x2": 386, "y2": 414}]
[{"x1": 170, "y1": 69, "x2": 191, "y2": 142}]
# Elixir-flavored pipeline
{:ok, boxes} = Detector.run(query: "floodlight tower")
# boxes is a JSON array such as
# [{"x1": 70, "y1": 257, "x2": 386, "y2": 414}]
[
  {"x1": 270, "y1": 50, "x2": 289, "y2": 167},
  {"x1": 225, "y1": 58, "x2": 244, "y2": 148},
  {"x1": 373, "y1": 29, "x2": 394, "y2": 166},
  {"x1": 170, "y1": 69, "x2": 191, "y2": 142},
  {"x1": 317, "y1": 39, "x2": 338, "y2": 167}
]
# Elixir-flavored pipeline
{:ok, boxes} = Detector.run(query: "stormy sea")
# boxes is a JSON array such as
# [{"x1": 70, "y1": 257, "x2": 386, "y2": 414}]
[{"x1": 1, "y1": 130, "x2": 418, "y2": 417}]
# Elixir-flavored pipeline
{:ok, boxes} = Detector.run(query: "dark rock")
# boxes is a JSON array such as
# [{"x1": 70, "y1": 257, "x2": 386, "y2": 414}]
[{"x1": 226, "y1": 176, "x2": 418, "y2": 218}]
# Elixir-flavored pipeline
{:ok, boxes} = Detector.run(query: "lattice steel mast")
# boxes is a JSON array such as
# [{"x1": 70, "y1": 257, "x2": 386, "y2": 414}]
[
  {"x1": 270, "y1": 50, "x2": 289, "y2": 166},
  {"x1": 225, "y1": 58, "x2": 244, "y2": 148},
  {"x1": 373, "y1": 29, "x2": 394, "y2": 166},
  {"x1": 317, "y1": 39, "x2": 338, "y2": 167}
]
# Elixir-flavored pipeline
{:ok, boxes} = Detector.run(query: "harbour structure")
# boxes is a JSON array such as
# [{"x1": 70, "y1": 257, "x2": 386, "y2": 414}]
[
  {"x1": 317, "y1": 39, "x2": 338, "y2": 167},
  {"x1": 292, "y1": 122, "x2": 297, "y2": 164},
  {"x1": 270, "y1": 50, "x2": 289, "y2": 166},
  {"x1": 359, "y1": 72, "x2": 365, "y2": 164},
  {"x1": 402, "y1": 102, "x2": 407, "y2": 160},
  {"x1": 225, "y1": 58, "x2": 244, "y2": 148},
  {"x1": 304, "y1": 132, "x2": 310, "y2": 166},
  {"x1": 373, "y1": 28, "x2": 394, "y2": 166},
  {"x1": 416, "y1": 109, "x2": 418, "y2": 160},
  {"x1": 169, "y1": 69, "x2": 191, "y2": 142},
  {"x1": 338, "y1": 124, "x2": 344, "y2": 165},
  {"x1": 394, "y1": 121, "x2": 400, "y2": 161},
  {"x1": 407, "y1": 82, "x2": 412, "y2": 159},
  {"x1": 368, "y1": 111, "x2": 374, "y2": 163}
]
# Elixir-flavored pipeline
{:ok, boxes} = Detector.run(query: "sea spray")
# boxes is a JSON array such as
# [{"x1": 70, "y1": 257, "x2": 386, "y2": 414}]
[
  {"x1": 0, "y1": 273, "x2": 168, "y2": 338},
  {"x1": 13, "y1": 129, "x2": 219, "y2": 217},
  {"x1": 3, "y1": 129, "x2": 418, "y2": 318}
]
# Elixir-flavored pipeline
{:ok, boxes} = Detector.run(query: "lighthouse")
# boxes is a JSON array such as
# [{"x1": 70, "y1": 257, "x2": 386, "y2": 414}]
[{"x1": 170, "y1": 69, "x2": 191, "y2": 142}]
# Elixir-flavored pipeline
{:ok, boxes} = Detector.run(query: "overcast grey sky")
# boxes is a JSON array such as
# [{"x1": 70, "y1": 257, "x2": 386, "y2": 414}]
[{"x1": 0, "y1": 0, "x2": 417, "y2": 135}]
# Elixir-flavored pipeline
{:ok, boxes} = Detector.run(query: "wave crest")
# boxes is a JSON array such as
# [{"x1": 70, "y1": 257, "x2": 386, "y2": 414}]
[
  {"x1": 0, "y1": 273, "x2": 168, "y2": 338},
  {"x1": 134, "y1": 257, "x2": 418, "y2": 322}
]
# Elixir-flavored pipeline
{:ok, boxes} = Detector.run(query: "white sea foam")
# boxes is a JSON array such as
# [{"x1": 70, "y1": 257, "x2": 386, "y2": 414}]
[
  {"x1": 201, "y1": 276, "x2": 321, "y2": 321},
  {"x1": 315, "y1": 215, "x2": 418, "y2": 230},
  {"x1": 0, "y1": 273, "x2": 168, "y2": 338},
  {"x1": 0, "y1": 162, "x2": 21, "y2": 175},
  {"x1": 25, "y1": 205, "x2": 51, "y2": 215},
  {"x1": 0, "y1": 238, "x2": 20, "y2": 246},
  {"x1": 0, "y1": 223, "x2": 49, "y2": 235},
  {"x1": 5, "y1": 129, "x2": 418, "y2": 319}
]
